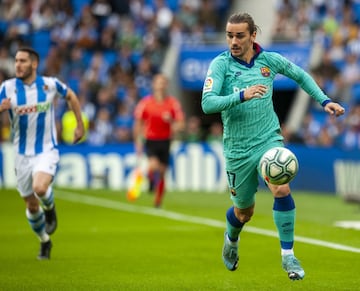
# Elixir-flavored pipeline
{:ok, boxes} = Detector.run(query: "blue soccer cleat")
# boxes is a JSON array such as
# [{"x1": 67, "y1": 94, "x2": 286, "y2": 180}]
[{"x1": 282, "y1": 254, "x2": 305, "y2": 280}]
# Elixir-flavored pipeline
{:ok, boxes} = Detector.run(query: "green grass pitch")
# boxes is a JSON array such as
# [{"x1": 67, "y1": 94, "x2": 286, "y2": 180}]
[{"x1": 1, "y1": 187, "x2": 360, "y2": 291}]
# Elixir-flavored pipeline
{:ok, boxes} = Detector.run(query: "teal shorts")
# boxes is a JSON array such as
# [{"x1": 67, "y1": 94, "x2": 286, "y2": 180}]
[{"x1": 225, "y1": 141, "x2": 284, "y2": 209}]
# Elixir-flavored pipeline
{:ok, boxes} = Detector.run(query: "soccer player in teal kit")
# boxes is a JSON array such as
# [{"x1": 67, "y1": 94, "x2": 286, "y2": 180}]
[{"x1": 201, "y1": 13, "x2": 345, "y2": 280}]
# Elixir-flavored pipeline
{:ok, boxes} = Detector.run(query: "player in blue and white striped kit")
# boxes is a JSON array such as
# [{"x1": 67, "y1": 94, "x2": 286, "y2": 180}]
[
  {"x1": 202, "y1": 13, "x2": 345, "y2": 280},
  {"x1": 0, "y1": 47, "x2": 85, "y2": 259}
]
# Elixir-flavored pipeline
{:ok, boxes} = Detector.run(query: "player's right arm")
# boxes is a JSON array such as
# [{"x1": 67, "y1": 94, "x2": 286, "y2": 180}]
[
  {"x1": 201, "y1": 55, "x2": 265, "y2": 114},
  {"x1": 201, "y1": 57, "x2": 241, "y2": 114}
]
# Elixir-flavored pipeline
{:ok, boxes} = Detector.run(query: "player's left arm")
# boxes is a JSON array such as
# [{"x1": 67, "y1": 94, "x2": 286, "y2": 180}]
[
  {"x1": 65, "y1": 87, "x2": 85, "y2": 144},
  {"x1": 171, "y1": 99, "x2": 185, "y2": 136},
  {"x1": 0, "y1": 84, "x2": 11, "y2": 113},
  {"x1": 272, "y1": 53, "x2": 345, "y2": 117}
]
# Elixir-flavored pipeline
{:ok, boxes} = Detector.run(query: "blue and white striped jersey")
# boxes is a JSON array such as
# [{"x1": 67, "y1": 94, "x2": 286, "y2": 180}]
[{"x1": 0, "y1": 76, "x2": 68, "y2": 155}]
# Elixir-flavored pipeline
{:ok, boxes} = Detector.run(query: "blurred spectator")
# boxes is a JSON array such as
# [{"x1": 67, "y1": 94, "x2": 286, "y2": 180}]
[
  {"x1": 0, "y1": 46, "x2": 15, "y2": 76},
  {"x1": 30, "y1": 1, "x2": 57, "y2": 31},
  {"x1": 206, "y1": 121, "x2": 223, "y2": 143},
  {"x1": 0, "y1": 0, "x2": 25, "y2": 21},
  {"x1": 184, "y1": 115, "x2": 204, "y2": 142},
  {"x1": 339, "y1": 52, "x2": 360, "y2": 104},
  {"x1": 310, "y1": 50, "x2": 343, "y2": 103},
  {"x1": 88, "y1": 107, "x2": 114, "y2": 145},
  {"x1": 84, "y1": 51, "x2": 110, "y2": 86},
  {"x1": 134, "y1": 56, "x2": 157, "y2": 98},
  {"x1": 73, "y1": 5, "x2": 99, "y2": 49},
  {"x1": 340, "y1": 104, "x2": 360, "y2": 150},
  {"x1": 297, "y1": 112, "x2": 322, "y2": 146},
  {"x1": 113, "y1": 102, "x2": 134, "y2": 142}
]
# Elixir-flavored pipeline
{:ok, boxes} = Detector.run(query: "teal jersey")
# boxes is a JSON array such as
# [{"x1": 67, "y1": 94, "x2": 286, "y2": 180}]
[{"x1": 201, "y1": 44, "x2": 330, "y2": 158}]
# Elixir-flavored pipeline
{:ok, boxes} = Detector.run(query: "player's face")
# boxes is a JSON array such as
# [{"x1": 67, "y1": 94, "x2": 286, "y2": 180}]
[
  {"x1": 152, "y1": 75, "x2": 168, "y2": 92},
  {"x1": 226, "y1": 22, "x2": 256, "y2": 60},
  {"x1": 15, "y1": 51, "x2": 36, "y2": 82}
]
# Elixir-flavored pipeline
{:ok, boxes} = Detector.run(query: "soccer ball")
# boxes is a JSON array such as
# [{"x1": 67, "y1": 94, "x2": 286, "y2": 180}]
[{"x1": 260, "y1": 147, "x2": 298, "y2": 185}]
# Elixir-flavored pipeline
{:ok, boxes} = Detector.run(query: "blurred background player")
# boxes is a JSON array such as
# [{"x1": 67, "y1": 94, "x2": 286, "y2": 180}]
[
  {"x1": 201, "y1": 12, "x2": 345, "y2": 280},
  {"x1": 0, "y1": 47, "x2": 85, "y2": 259},
  {"x1": 133, "y1": 73, "x2": 185, "y2": 208}
]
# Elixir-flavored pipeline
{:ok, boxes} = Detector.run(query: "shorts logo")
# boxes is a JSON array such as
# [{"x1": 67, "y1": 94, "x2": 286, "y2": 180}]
[
  {"x1": 230, "y1": 188, "x2": 236, "y2": 196},
  {"x1": 203, "y1": 77, "x2": 213, "y2": 92},
  {"x1": 260, "y1": 67, "x2": 270, "y2": 77}
]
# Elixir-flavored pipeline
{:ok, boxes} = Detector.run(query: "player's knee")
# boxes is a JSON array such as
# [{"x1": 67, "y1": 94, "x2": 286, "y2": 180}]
[
  {"x1": 234, "y1": 207, "x2": 254, "y2": 223},
  {"x1": 32, "y1": 184, "x2": 47, "y2": 196},
  {"x1": 269, "y1": 184, "x2": 291, "y2": 197}
]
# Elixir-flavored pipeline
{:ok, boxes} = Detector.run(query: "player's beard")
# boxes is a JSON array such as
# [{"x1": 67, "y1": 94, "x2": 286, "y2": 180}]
[
  {"x1": 231, "y1": 41, "x2": 253, "y2": 61},
  {"x1": 15, "y1": 65, "x2": 33, "y2": 81}
]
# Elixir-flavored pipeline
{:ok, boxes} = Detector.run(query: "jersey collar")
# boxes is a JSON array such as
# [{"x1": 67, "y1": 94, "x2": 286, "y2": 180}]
[{"x1": 231, "y1": 42, "x2": 263, "y2": 68}]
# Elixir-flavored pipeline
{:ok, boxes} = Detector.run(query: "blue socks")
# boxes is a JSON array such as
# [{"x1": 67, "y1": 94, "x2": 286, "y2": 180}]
[{"x1": 226, "y1": 206, "x2": 245, "y2": 242}]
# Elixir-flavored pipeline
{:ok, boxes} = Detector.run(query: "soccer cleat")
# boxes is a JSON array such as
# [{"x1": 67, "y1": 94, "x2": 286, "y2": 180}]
[
  {"x1": 37, "y1": 240, "x2": 52, "y2": 260},
  {"x1": 222, "y1": 232, "x2": 239, "y2": 271},
  {"x1": 282, "y1": 254, "x2": 305, "y2": 280},
  {"x1": 44, "y1": 205, "x2": 57, "y2": 235}
]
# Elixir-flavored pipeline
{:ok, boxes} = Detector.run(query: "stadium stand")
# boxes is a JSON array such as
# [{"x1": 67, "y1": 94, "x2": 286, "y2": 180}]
[{"x1": 1, "y1": 0, "x2": 360, "y2": 150}]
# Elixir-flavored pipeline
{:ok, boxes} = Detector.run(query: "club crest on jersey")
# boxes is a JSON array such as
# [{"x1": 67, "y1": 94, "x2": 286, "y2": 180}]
[
  {"x1": 260, "y1": 67, "x2": 270, "y2": 77},
  {"x1": 203, "y1": 77, "x2": 213, "y2": 92},
  {"x1": 43, "y1": 85, "x2": 49, "y2": 91},
  {"x1": 230, "y1": 188, "x2": 236, "y2": 196}
]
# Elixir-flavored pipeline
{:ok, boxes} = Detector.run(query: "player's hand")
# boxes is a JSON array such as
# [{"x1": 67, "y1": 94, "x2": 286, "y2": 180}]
[
  {"x1": 73, "y1": 125, "x2": 85, "y2": 144},
  {"x1": 244, "y1": 85, "x2": 268, "y2": 101},
  {"x1": 0, "y1": 98, "x2": 11, "y2": 112},
  {"x1": 324, "y1": 102, "x2": 345, "y2": 117}
]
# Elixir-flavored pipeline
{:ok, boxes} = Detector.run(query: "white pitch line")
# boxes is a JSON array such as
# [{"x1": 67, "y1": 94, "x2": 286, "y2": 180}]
[{"x1": 57, "y1": 190, "x2": 360, "y2": 254}]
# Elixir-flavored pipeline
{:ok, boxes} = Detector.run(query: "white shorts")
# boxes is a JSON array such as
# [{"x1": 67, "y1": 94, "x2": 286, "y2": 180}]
[{"x1": 15, "y1": 149, "x2": 60, "y2": 197}]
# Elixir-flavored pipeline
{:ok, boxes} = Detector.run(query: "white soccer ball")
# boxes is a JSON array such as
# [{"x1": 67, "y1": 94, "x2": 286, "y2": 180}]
[{"x1": 260, "y1": 147, "x2": 299, "y2": 185}]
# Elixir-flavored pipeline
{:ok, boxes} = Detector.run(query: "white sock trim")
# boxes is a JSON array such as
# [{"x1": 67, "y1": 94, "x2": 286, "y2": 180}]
[{"x1": 281, "y1": 248, "x2": 294, "y2": 256}]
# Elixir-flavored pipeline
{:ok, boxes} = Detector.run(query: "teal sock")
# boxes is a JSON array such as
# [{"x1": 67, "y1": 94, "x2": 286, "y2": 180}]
[
  {"x1": 273, "y1": 195, "x2": 295, "y2": 249},
  {"x1": 226, "y1": 207, "x2": 245, "y2": 241}
]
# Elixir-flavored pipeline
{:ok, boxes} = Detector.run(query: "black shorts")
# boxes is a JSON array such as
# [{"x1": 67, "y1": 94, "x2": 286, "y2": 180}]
[{"x1": 145, "y1": 139, "x2": 171, "y2": 165}]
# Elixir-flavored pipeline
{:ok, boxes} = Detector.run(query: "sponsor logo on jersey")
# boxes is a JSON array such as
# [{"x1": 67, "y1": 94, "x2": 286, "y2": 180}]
[
  {"x1": 260, "y1": 67, "x2": 270, "y2": 77},
  {"x1": 15, "y1": 101, "x2": 51, "y2": 115},
  {"x1": 203, "y1": 77, "x2": 213, "y2": 92}
]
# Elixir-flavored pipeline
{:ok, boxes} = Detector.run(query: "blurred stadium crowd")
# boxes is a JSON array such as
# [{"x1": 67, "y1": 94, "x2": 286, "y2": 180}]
[
  {"x1": 273, "y1": 0, "x2": 360, "y2": 150},
  {"x1": 0, "y1": 0, "x2": 229, "y2": 145},
  {"x1": 0, "y1": 0, "x2": 360, "y2": 150}
]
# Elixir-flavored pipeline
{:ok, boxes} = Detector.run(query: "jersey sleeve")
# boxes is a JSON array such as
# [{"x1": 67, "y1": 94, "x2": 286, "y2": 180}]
[
  {"x1": 267, "y1": 52, "x2": 331, "y2": 105},
  {"x1": 201, "y1": 55, "x2": 243, "y2": 114},
  {"x1": 53, "y1": 77, "x2": 68, "y2": 98},
  {"x1": 0, "y1": 82, "x2": 6, "y2": 102}
]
